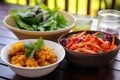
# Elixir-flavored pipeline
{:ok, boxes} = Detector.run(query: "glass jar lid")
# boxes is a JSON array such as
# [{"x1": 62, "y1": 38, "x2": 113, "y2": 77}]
[{"x1": 98, "y1": 9, "x2": 120, "y2": 20}]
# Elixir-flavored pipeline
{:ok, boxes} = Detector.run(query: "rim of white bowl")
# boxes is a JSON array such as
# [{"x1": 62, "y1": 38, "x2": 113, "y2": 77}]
[{"x1": 0, "y1": 39, "x2": 65, "y2": 70}]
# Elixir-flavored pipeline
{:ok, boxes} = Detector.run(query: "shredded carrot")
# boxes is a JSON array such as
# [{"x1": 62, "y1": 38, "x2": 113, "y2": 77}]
[
  {"x1": 92, "y1": 32, "x2": 98, "y2": 36},
  {"x1": 66, "y1": 41, "x2": 74, "y2": 48},
  {"x1": 70, "y1": 31, "x2": 86, "y2": 41},
  {"x1": 63, "y1": 31, "x2": 117, "y2": 54},
  {"x1": 111, "y1": 35, "x2": 115, "y2": 50}
]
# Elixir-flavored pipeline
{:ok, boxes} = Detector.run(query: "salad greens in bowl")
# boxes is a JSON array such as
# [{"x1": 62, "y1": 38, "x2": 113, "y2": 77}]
[{"x1": 3, "y1": 4, "x2": 75, "y2": 41}]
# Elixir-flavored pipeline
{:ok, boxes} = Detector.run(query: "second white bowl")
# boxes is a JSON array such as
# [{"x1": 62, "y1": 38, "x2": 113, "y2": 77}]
[{"x1": 1, "y1": 39, "x2": 65, "y2": 78}]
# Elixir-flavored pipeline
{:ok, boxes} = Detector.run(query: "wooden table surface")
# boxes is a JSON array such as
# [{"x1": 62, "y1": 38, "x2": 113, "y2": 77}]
[{"x1": 1, "y1": 2, "x2": 120, "y2": 80}]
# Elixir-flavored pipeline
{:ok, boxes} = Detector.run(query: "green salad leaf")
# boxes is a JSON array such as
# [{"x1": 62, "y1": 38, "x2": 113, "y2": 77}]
[{"x1": 10, "y1": 3, "x2": 68, "y2": 31}]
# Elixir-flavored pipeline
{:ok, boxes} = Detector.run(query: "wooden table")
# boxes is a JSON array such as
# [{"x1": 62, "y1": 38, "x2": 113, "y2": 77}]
[{"x1": 1, "y1": 2, "x2": 120, "y2": 80}]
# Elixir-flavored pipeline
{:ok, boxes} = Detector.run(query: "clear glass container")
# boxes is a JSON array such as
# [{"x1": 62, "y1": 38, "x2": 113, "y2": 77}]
[
  {"x1": 72, "y1": 15, "x2": 92, "y2": 32},
  {"x1": 97, "y1": 9, "x2": 120, "y2": 38}
]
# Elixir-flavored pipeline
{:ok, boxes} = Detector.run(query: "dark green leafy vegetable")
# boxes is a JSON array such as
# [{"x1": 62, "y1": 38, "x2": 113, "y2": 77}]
[
  {"x1": 35, "y1": 37, "x2": 45, "y2": 51},
  {"x1": 10, "y1": 3, "x2": 68, "y2": 31},
  {"x1": 95, "y1": 34, "x2": 104, "y2": 39},
  {"x1": 24, "y1": 37, "x2": 45, "y2": 58}
]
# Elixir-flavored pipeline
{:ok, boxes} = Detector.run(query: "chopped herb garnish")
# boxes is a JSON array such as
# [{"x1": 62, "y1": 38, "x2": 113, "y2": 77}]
[{"x1": 24, "y1": 37, "x2": 45, "y2": 58}]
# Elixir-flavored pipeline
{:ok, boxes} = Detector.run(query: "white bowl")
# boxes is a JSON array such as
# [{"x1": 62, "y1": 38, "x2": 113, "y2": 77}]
[{"x1": 0, "y1": 39, "x2": 65, "y2": 78}]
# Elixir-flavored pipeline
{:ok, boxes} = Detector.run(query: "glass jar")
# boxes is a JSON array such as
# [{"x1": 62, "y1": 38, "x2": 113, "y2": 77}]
[
  {"x1": 72, "y1": 15, "x2": 92, "y2": 32},
  {"x1": 97, "y1": 9, "x2": 120, "y2": 38}
]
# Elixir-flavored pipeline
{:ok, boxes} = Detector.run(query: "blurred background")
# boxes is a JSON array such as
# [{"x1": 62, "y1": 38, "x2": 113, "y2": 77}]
[{"x1": 1, "y1": 0, "x2": 120, "y2": 17}]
